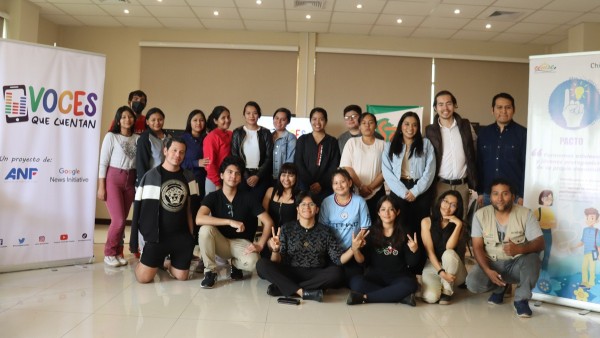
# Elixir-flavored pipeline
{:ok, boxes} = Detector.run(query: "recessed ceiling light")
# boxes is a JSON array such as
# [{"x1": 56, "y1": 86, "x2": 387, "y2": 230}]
[
  {"x1": 454, "y1": 9, "x2": 460, "y2": 14},
  {"x1": 214, "y1": 10, "x2": 219, "y2": 16},
  {"x1": 356, "y1": 4, "x2": 363, "y2": 9},
  {"x1": 123, "y1": 9, "x2": 129, "y2": 14},
  {"x1": 396, "y1": 18, "x2": 402, "y2": 24},
  {"x1": 157, "y1": 0, "x2": 163, "y2": 3},
  {"x1": 256, "y1": 0, "x2": 262, "y2": 4},
  {"x1": 306, "y1": 14, "x2": 311, "y2": 19},
  {"x1": 485, "y1": 23, "x2": 492, "y2": 29}
]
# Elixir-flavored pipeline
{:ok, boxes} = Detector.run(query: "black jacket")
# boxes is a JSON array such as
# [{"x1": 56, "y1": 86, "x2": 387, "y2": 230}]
[{"x1": 230, "y1": 126, "x2": 273, "y2": 180}]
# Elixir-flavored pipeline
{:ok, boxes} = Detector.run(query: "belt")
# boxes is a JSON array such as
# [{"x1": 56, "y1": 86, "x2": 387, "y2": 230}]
[
  {"x1": 439, "y1": 177, "x2": 467, "y2": 185},
  {"x1": 400, "y1": 178, "x2": 418, "y2": 184}
]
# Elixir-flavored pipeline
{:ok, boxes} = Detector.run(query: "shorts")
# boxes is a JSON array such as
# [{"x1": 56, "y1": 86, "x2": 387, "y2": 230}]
[{"x1": 140, "y1": 232, "x2": 195, "y2": 270}]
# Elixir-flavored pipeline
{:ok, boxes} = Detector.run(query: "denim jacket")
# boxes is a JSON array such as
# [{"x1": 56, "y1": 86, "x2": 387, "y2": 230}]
[
  {"x1": 381, "y1": 138, "x2": 436, "y2": 198},
  {"x1": 272, "y1": 130, "x2": 296, "y2": 179}
]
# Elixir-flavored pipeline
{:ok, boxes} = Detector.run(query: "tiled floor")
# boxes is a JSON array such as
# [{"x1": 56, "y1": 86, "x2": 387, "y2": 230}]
[{"x1": 1, "y1": 226, "x2": 600, "y2": 337}]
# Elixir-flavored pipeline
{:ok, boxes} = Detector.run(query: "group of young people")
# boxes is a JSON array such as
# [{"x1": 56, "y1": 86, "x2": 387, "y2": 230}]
[{"x1": 97, "y1": 89, "x2": 545, "y2": 318}]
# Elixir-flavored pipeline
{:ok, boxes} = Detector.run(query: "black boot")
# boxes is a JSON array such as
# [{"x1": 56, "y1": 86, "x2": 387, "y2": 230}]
[{"x1": 302, "y1": 289, "x2": 323, "y2": 302}]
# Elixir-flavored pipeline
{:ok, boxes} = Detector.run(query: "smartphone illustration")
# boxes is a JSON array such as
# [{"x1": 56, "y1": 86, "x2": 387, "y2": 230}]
[
  {"x1": 4, "y1": 85, "x2": 29, "y2": 123},
  {"x1": 277, "y1": 297, "x2": 300, "y2": 305}
]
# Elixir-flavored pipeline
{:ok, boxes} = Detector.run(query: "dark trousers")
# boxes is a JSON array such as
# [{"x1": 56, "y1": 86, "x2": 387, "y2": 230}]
[
  {"x1": 343, "y1": 257, "x2": 364, "y2": 287},
  {"x1": 349, "y1": 270, "x2": 418, "y2": 303},
  {"x1": 365, "y1": 186, "x2": 386, "y2": 224},
  {"x1": 390, "y1": 188, "x2": 432, "y2": 274},
  {"x1": 256, "y1": 258, "x2": 344, "y2": 296}
]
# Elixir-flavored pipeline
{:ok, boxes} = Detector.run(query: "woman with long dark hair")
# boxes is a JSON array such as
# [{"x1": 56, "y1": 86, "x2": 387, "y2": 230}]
[
  {"x1": 294, "y1": 107, "x2": 340, "y2": 205},
  {"x1": 262, "y1": 163, "x2": 299, "y2": 233},
  {"x1": 136, "y1": 107, "x2": 171, "y2": 186},
  {"x1": 181, "y1": 109, "x2": 209, "y2": 202},
  {"x1": 381, "y1": 111, "x2": 435, "y2": 271},
  {"x1": 203, "y1": 106, "x2": 232, "y2": 194},
  {"x1": 319, "y1": 168, "x2": 371, "y2": 284},
  {"x1": 421, "y1": 190, "x2": 467, "y2": 305},
  {"x1": 98, "y1": 106, "x2": 138, "y2": 267},
  {"x1": 346, "y1": 195, "x2": 419, "y2": 306}
]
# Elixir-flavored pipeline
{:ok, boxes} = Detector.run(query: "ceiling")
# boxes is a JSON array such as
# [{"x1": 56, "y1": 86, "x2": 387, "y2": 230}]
[{"x1": 28, "y1": 0, "x2": 600, "y2": 45}]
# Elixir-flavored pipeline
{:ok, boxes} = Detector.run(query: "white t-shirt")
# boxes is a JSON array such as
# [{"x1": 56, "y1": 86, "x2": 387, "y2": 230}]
[
  {"x1": 340, "y1": 137, "x2": 385, "y2": 199},
  {"x1": 243, "y1": 127, "x2": 260, "y2": 169}
]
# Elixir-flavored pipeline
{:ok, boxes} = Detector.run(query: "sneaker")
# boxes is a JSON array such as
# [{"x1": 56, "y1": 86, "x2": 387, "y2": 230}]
[
  {"x1": 487, "y1": 291, "x2": 504, "y2": 305},
  {"x1": 230, "y1": 265, "x2": 244, "y2": 281},
  {"x1": 514, "y1": 299, "x2": 532, "y2": 318},
  {"x1": 439, "y1": 294, "x2": 452, "y2": 305},
  {"x1": 201, "y1": 271, "x2": 217, "y2": 289},
  {"x1": 346, "y1": 291, "x2": 366, "y2": 305},
  {"x1": 116, "y1": 255, "x2": 128, "y2": 266},
  {"x1": 104, "y1": 256, "x2": 121, "y2": 267},
  {"x1": 399, "y1": 293, "x2": 416, "y2": 307},
  {"x1": 267, "y1": 284, "x2": 283, "y2": 297},
  {"x1": 302, "y1": 289, "x2": 324, "y2": 302}
]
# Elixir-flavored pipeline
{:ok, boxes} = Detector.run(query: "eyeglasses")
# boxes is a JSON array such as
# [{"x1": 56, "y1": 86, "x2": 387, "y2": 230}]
[
  {"x1": 299, "y1": 202, "x2": 316, "y2": 208},
  {"x1": 344, "y1": 114, "x2": 359, "y2": 120},
  {"x1": 441, "y1": 199, "x2": 457, "y2": 209}
]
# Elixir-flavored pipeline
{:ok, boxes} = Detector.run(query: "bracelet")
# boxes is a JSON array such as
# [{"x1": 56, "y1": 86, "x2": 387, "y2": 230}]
[{"x1": 437, "y1": 268, "x2": 445, "y2": 275}]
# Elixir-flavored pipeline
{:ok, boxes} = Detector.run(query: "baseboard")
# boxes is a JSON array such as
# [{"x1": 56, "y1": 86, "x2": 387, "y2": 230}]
[{"x1": 95, "y1": 218, "x2": 132, "y2": 226}]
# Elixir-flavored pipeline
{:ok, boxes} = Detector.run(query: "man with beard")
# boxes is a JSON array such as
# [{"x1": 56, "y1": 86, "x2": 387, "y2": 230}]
[
  {"x1": 466, "y1": 178, "x2": 544, "y2": 318},
  {"x1": 130, "y1": 137, "x2": 199, "y2": 283}
]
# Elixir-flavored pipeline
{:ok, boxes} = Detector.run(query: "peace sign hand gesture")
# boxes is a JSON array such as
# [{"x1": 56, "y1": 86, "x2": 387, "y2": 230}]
[
  {"x1": 269, "y1": 227, "x2": 281, "y2": 253},
  {"x1": 351, "y1": 229, "x2": 370, "y2": 252},
  {"x1": 406, "y1": 232, "x2": 418, "y2": 253}
]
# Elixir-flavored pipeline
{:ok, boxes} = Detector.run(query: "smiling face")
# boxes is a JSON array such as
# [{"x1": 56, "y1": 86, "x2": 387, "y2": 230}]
[
  {"x1": 146, "y1": 112, "x2": 164, "y2": 133},
  {"x1": 435, "y1": 94, "x2": 456, "y2": 123},
  {"x1": 119, "y1": 110, "x2": 135, "y2": 132},
  {"x1": 440, "y1": 194, "x2": 458, "y2": 217},
  {"x1": 492, "y1": 97, "x2": 515, "y2": 126},
  {"x1": 490, "y1": 183, "x2": 514, "y2": 213},
  {"x1": 378, "y1": 200, "x2": 398, "y2": 227},
  {"x1": 332, "y1": 173, "x2": 352, "y2": 197},
  {"x1": 310, "y1": 111, "x2": 326, "y2": 133},
  {"x1": 279, "y1": 171, "x2": 296, "y2": 190},
  {"x1": 163, "y1": 140, "x2": 186, "y2": 170},
  {"x1": 401, "y1": 115, "x2": 419, "y2": 141},
  {"x1": 297, "y1": 196, "x2": 318, "y2": 221},
  {"x1": 273, "y1": 111, "x2": 289, "y2": 132},
  {"x1": 215, "y1": 110, "x2": 231, "y2": 130}
]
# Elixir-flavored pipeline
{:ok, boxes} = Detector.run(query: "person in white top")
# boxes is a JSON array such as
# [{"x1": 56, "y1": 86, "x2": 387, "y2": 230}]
[
  {"x1": 231, "y1": 101, "x2": 273, "y2": 201},
  {"x1": 340, "y1": 112, "x2": 386, "y2": 221},
  {"x1": 425, "y1": 90, "x2": 477, "y2": 220},
  {"x1": 98, "y1": 106, "x2": 139, "y2": 267}
]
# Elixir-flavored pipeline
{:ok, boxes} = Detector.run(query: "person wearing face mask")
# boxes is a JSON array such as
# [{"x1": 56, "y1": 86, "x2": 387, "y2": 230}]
[{"x1": 108, "y1": 90, "x2": 148, "y2": 134}]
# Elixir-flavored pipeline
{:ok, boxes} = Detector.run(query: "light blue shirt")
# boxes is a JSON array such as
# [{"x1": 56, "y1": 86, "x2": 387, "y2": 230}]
[
  {"x1": 272, "y1": 130, "x2": 296, "y2": 179},
  {"x1": 381, "y1": 138, "x2": 436, "y2": 198},
  {"x1": 319, "y1": 193, "x2": 371, "y2": 250}
]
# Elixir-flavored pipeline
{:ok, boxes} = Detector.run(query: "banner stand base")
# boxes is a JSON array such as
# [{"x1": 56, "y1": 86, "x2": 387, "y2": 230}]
[{"x1": 0, "y1": 256, "x2": 94, "y2": 273}]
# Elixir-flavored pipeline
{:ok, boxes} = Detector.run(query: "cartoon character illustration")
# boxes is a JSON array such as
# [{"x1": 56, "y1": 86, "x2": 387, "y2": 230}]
[
  {"x1": 572, "y1": 208, "x2": 600, "y2": 289},
  {"x1": 534, "y1": 190, "x2": 557, "y2": 272}
]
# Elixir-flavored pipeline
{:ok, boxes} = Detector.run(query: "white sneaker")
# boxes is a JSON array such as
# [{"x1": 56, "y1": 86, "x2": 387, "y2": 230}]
[
  {"x1": 116, "y1": 255, "x2": 128, "y2": 266},
  {"x1": 104, "y1": 256, "x2": 121, "y2": 267}
]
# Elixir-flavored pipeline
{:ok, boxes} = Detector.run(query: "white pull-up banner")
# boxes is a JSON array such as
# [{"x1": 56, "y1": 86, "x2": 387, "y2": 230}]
[
  {"x1": 527, "y1": 51, "x2": 600, "y2": 311},
  {"x1": 0, "y1": 40, "x2": 105, "y2": 272}
]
